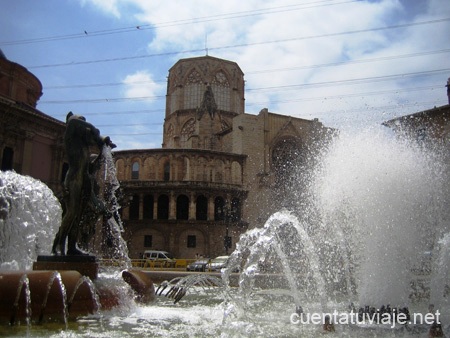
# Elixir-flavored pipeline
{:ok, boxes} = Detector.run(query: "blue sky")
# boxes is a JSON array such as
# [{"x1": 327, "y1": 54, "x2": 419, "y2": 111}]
[{"x1": 1, "y1": 0, "x2": 449, "y2": 150}]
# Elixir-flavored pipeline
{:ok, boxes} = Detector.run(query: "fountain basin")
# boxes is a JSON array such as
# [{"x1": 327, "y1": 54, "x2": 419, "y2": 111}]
[
  {"x1": 0, "y1": 269, "x2": 155, "y2": 325},
  {"x1": 0, "y1": 270, "x2": 97, "y2": 324},
  {"x1": 33, "y1": 255, "x2": 98, "y2": 280}
]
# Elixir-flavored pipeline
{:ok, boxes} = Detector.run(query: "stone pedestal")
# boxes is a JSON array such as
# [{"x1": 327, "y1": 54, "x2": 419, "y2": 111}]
[{"x1": 33, "y1": 255, "x2": 98, "y2": 280}]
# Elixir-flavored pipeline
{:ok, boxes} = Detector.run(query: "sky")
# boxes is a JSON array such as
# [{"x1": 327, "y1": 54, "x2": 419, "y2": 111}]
[{"x1": 1, "y1": 0, "x2": 449, "y2": 150}]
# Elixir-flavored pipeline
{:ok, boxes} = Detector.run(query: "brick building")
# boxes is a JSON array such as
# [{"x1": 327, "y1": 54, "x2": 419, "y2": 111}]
[{"x1": 0, "y1": 50, "x2": 65, "y2": 193}]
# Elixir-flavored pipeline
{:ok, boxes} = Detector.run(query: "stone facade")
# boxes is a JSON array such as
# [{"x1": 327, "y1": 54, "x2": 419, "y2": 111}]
[
  {"x1": 0, "y1": 52, "x2": 334, "y2": 259},
  {"x1": 115, "y1": 56, "x2": 333, "y2": 259},
  {"x1": 383, "y1": 103, "x2": 450, "y2": 145},
  {"x1": 0, "y1": 51, "x2": 65, "y2": 193}
]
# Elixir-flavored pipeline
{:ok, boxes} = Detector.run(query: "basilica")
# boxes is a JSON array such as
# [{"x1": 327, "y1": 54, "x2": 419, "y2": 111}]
[
  {"x1": 113, "y1": 55, "x2": 332, "y2": 258},
  {"x1": 0, "y1": 51, "x2": 333, "y2": 259}
]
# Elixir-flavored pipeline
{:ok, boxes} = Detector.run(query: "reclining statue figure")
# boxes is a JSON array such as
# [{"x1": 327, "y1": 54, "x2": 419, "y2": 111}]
[{"x1": 52, "y1": 112, "x2": 115, "y2": 256}]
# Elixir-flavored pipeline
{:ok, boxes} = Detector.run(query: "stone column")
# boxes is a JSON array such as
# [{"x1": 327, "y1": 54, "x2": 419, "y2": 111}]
[
  {"x1": 169, "y1": 191, "x2": 176, "y2": 220},
  {"x1": 153, "y1": 193, "x2": 158, "y2": 220},
  {"x1": 207, "y1": 196, "x2": 215, "y2": 221},
  {"x1": 21, "y1": 131, "x2": 35, "y2": 175},
  {"x1": 189, "y1": 192, "x2": 196, "y2": 220},
  {"x1": 139, "y1": 193, "x2": 144, "y2": 220}
]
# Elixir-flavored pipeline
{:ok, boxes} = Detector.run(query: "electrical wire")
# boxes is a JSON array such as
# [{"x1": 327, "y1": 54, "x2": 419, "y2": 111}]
[
  {"x1": 0, "y1": 0, "x2": 359, "y2": 46},
  {"x1": 41, "y1": 48, "x2": 450, "y2": 90},
  {"x1": 26, "y1": 17, "x2": 450, "y2": 69},
  {"x1": 39, "y1": 69, "x2": 448, "y2": 104}
]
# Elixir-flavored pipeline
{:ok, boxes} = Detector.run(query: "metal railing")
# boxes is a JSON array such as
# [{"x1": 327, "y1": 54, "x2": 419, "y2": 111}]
[{"x1": 130, "y1": 258, "x2": 197, "y2": 270}]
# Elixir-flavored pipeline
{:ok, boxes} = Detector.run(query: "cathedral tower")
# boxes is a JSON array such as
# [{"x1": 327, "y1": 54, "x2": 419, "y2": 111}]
[{"x1": 163, "y1": 56, "x2": 245, "y2": 151}]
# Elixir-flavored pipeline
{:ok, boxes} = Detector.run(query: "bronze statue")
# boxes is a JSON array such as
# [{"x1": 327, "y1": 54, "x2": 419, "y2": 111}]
[{"x1": 52, "y1": 112, "x2": 115, "y2": 255}]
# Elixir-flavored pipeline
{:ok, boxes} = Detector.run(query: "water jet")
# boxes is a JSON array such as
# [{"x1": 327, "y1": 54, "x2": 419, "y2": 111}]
[{"x1": 1, "y1": 127, "x2": 448, "y2": 337}]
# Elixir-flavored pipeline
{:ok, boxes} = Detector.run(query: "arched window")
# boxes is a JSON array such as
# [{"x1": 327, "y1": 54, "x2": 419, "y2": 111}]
[
  {"x1": 184, "y1": 69, "x2": 204, "y2": 109},
  {"x1": 129, "y1": 194, "x2": 140, "y2": 220},
  {"x1": 196, "y1": 195, "x2": 208, "y2": 220},
  {"x1": 211, "y1": 70, "x2": 231, "y2": 111},
  {"x1": 131, "y1": 162, "x2": 139, "y2": 180},
  {"x1": 1, "y1": 147, "x2": 13, "y2": 171},
  {"x1": 157, "y1": 194, "x2": 169, "y2": 220},
  {"x1": 164, "y1": 161, "x2": 170, "y2": 181},
  {"x1": 181, "y1": 118, "x2": 196, "y2": 144},
  {"x1": 231, "y1": 197, "x2": 241, "y2": 222},
  {"x1": 214, "y1": 196, "x2": 225, "y2": 221},
  {"x1": 143, "y1": 194, "x2": 154, "y2": 219},
  {"x1": 176, "y1": 194, "x2": 189, "y2": 220}
]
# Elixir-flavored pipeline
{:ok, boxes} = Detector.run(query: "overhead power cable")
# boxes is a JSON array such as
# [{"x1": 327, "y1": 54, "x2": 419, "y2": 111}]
[
  {"x1": 87, "y1": 99, "x2": 448, "y2": 136},
  {"x1": 51, "y1": 109, "x2": 164, "y2": 118},
  {"x1": 27, "y1": 17, "x2": 450, "y2": 69},
  {"x1": 41, "y1": 95, "x2": 165, "y2": 104},
  {"x1": 42, "y1": 48, "x2": 450, "y2": 90},
  {"x1": 0, "y1": 0, "x2": 358, "y2": 46},
  {"x1": 39, "y1": 68, "x2": 449, "y2": 104},
  {"x1": 43, "y1": 83, "x2": 443, "y2": 119},
  {"x1": 247, "y1": 69, "x2": 450, "y2": 92},
  {"x1": 249, "y1": 85, "x2": 442, "y2": 105}
]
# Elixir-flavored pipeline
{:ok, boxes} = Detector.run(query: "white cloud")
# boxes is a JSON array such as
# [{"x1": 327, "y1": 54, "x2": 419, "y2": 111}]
[
  {"x1": 79, "y1": 0, "x2": 450, "y2": 136},
  {"x1": 79, "y1": 0, "x2": 122, "y2": 18},
  {"x1": 122, "y1": 70, "x2": 163, "y2": 100}
]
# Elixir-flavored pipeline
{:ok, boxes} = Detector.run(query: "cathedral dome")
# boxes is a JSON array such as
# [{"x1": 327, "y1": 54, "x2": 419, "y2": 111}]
[{"x1": 0, "y1": 51, "x2": 43, "y2": 107}]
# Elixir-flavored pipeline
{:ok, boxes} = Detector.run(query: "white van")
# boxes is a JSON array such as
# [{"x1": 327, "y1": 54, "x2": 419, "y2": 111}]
[{"x1": 142, "y1": 250, "x2": 175, "y2": 267}]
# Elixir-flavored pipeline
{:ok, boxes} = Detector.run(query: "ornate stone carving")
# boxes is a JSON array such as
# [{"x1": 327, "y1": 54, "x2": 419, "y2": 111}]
[
  {"x1": 187, "y1": 69, "x2": 202, "y2": 84},
  {"x1": 167, "y1": 123, "x2": 174, "y2": 138},
  {"x1": 197, "y1": 86, "x2": 217, "y2": 120},
  {"x1": 181, "y1": 118, "x2": 196, "y2": 139},
  {"x1": 212, "y1": 71, "x2": 229, "y2": 87}
]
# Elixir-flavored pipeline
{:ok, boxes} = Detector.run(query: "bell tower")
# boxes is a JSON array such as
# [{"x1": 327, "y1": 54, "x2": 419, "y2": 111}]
[{"x1": 162, "y1": 56, "x2": 245, "y2": 151}]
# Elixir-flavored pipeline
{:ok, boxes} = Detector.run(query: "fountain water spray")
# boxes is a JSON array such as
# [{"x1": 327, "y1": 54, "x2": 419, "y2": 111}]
[
  {"x1": 224, "y1": 127, "x2": 449, "y2": 332},
  {"x1": 314, "y1": 128, "x2": 448, "y2": 306},
  {"x1": 0, "y1": 171, "x2": 61, "y2": 270},
  {"x1": 99, "y1": 146, "x2": 130, "y2": 268}
]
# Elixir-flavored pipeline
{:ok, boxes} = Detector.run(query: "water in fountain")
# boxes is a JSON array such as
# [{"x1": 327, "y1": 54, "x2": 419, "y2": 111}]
[
  {"x1": 99, "y1": 146, "x2": 130, "y2": 269},
  {"x1": 0, "y1": 171, "x2": 61, "y2": 270},
  {"x1": 0, "y1": 151, "x2": 133, "y2": 329},
  {"x1": 38, "y1": 271, "x2": 68, "y2": 325},
  {"x1": 430, "y1": 232, "x2": 450, "y2": 321},
  {"x1": 313, "y1": 127, "x2": 449, "y2": 307},
  {"x1": 223, "y1": 126, "x2": 449, "y2": 333},
  {"x1": 1, "y1": 126, "x2": 449, "y2": 337},
  {"x1": 223, "y1": 211, "x2": 327, "y2": 310},
  {"x1": 9, "y1": 274, "x2": 31, "y2": 326}
]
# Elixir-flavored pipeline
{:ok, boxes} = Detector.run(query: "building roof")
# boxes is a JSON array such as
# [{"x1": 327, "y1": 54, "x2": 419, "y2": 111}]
[
  {"x1": 383, "y1": 104, "x2": 450, "y2": 128},
  {"x1": 168, "y1": 54, "x2": 244, "y2": 75},
  {"x1": 0, "y1": 93, "x2": 65, "y2": 127}
]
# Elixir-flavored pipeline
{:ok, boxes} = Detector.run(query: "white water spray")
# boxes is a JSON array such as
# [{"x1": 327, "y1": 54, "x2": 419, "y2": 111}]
[{"x1": 0, "y1": 171, "x2": 61, "y2": 270}]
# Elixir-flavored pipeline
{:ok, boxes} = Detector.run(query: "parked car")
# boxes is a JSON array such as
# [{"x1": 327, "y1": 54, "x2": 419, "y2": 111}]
[
  {"x1": 186, "y1": 259, "x2": 210, "y2": 272},
  {"x1": 208, "y1": 256, "x2": 229, "y2": 272},
  {"x1": 142, "y1": 250, "x2": 176, "y2": 267}
]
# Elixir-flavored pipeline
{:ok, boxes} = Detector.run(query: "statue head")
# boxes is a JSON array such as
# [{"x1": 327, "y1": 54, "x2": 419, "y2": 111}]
[{"x1": 66, "y1": 111, "x2": 86, "y2": 123}]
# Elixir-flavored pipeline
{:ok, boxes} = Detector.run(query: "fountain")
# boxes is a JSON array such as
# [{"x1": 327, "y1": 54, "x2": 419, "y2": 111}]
[
  {"x1": 0, "y1": 113, "x2": 154, "y2": 330},
  {"x1": 221, "y1": 127, "x2": 449, "y2": 336},
  {"x1": 0, "y1": 126, "x2": 449, "y2": 337}
]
